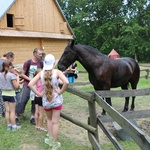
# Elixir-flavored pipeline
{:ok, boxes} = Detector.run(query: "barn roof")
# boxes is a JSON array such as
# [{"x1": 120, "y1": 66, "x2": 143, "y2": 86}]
[
  {"x1": 0, "y1": 29, "x2": 73, "y2": 39},
  {"x1": 0, "y1": 0, "x2": 75, "y2": 38},
  {"x1": 108, "y1": 49, "x2": 120, "y2": 56},
  {"x1": 0, "y1": 0, "x2": 16, "y2": 19}
]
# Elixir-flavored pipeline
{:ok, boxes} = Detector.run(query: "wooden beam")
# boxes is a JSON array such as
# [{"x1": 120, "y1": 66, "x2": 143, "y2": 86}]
[
  {"x1": 97, "y1": 116, "x2": 123, "y2": 150},
  {"x1": 66, "y1": 85, "x2": 92, "y2": 102},
  {"x1": 95, "y1": 93, "x2": 150, "y2": 150},
  {"x1": 90, "y1": 88, "x2": 150, "y2": 97},
  {"x1": 88, "y1": 132, "x2": 101, "y2": 150},
  {"x1": 60, "y1": 112, "x2": 96, "y2": 134},
  {"x1": 99, "y1": 109, "x2": 150, "y2": 123}
]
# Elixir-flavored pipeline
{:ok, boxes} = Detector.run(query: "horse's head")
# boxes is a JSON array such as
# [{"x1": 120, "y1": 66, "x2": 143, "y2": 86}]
[{"x1": 58, "y1": 40, "x2": 77, "y2": 71}]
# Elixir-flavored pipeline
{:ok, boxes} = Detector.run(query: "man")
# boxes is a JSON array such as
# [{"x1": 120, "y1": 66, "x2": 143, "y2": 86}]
[{"x1": 16, "y1": 48, "x2": 43, "y2": 125}]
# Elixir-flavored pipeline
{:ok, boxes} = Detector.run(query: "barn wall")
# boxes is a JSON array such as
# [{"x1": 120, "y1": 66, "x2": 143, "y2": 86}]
[
  {"x1": 42, "y1": 39, "x2": 70, "y2": 60},
  {"x1": 0, "y1": 0, "x2": 71, "y2": 35},
  {"x1": 0, "y1": 37, "x2": 70, "y2": 65}
]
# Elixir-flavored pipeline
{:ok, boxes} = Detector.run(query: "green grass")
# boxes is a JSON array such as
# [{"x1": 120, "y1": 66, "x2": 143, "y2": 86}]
[
  {"x1": 0, "y1": 63, "x2": 149, "y2": 150},
  {"x1": 0, "y1": 102, "x2": 91, "y2": 150}
]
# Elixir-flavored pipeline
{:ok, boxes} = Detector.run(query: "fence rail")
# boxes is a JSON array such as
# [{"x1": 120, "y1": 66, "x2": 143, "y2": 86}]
[
  {"x1": 95, "y1": 93, "x2": 150, "y2": 150},
  {"x1": 63, "y1": 85, "x2": 150, "y2": 150},
  {"x1": 140, "y1": 69, "x2": 150, "y2": 79}
]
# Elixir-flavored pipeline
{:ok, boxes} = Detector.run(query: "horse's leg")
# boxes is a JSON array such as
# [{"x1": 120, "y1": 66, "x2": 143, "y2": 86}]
[
  {"x1": 121, "y1": 84, "x2": 129, "y2": 112},
  {"x1": 130, "y1": 83, "x2": 138, "y2": 111},
  {"x1": 130, "y1": 97, "x2": 135, "y2": 111},
  {"x1": 101, "y1": 97, "x2": 112, "y2": 115}
]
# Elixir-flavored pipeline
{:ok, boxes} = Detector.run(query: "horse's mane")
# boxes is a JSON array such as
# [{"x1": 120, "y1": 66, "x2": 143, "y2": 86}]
[{"x1": 75, "y1": 44, "x2": 104, "y2": 56}]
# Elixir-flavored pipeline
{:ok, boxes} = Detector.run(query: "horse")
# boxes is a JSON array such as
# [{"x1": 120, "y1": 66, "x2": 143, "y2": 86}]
[{"x1": 57, "y1": 41, "x2": 140, "y2": 115}]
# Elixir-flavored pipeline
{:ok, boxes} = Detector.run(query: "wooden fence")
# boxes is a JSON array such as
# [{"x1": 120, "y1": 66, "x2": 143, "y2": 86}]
[
  {"x1": 140, "y1": 69, "x2": 150, "y2": 79},
  {"x1": 61, "y1": 86, "x2": 150, "y2": 150}
]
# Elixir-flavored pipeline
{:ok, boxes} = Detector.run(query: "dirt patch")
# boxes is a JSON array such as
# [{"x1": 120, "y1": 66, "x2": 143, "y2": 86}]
[
  {"x1": 19, "y1": 144, "x2": 42, "y2": 150},
  {"x1": 59, "y1": 105, "x2": 150, "y2": 146},
  {"x1": 137, "y1": 118, "x2": 150, "y2": 133}
]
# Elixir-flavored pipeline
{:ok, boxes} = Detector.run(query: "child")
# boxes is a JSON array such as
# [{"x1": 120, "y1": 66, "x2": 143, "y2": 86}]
[
  {"x1": 28, "y1": 54, "x2": 69, "y2": 150},
  {"x1": 33, "y1": 69, "x2": 47, "y2": 131},
  {"x1": 0, "y1": 60, "x2": 21, "y2": 131}
]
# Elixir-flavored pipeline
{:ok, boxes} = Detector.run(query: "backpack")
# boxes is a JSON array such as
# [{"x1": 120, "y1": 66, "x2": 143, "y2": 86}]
[{"x1": 25, "y1": 59, "x2": 43, "y2": 76}]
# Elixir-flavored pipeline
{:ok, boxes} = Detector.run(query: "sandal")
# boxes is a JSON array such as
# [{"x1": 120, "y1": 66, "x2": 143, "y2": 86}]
[
  {"x1": 39, "y1": 127, "x2": 47, "y2": 132},
  {"x1": 35, "y1": 126, "x2": 40, "y2": 130}
]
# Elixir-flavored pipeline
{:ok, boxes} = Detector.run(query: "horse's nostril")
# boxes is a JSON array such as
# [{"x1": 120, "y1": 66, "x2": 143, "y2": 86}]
[{"x1": 57, "y1": 65, "x2": 65, "y2": 71}]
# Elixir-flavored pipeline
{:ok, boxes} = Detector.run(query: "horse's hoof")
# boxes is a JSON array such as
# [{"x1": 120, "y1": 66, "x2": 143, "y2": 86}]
[
  {"x1": 122, "y1": 109, "x2": 128, "y2": 112},
  {"x1": 130, "y1": 108, "x2": 134, "y2": 111},
  {"x1": 101, "y1": 112, "x2": 106, "y2": 115}
]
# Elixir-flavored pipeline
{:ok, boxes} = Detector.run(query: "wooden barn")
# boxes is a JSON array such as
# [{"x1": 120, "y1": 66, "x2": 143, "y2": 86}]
[{"x1": 0, "y1": 0, "x2": 74, "y2": 64}]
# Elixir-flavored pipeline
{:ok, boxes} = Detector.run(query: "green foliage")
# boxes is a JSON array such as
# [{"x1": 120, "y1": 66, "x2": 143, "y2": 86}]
[{"x1": 58, "y1": 0, "x2": 150, "y2": 62}]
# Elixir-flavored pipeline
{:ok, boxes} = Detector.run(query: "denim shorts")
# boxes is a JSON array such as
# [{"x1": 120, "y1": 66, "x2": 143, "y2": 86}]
[{"x1": 2, "y1": 96, "x2": 16, "y2": 103}]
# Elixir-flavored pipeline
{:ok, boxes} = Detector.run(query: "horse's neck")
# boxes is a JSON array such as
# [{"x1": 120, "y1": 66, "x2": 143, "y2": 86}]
[
  {"x1": 76, "y1": 50, "x2": 100, "y2": 73},
  {"x1": 75, "y1": 45, "x2": 106, "y2": 72}
]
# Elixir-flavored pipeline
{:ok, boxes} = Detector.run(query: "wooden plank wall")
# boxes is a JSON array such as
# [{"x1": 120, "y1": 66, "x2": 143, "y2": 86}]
[
  {"x1": 0, "y1": 0, "x2": 71, "y2": 35},
  {"x1": 42, "y1": 39, "x2": 70, "y2": 60},
  {"x1": 0, "y1": 37, "x2": 69, "y2": 65}
]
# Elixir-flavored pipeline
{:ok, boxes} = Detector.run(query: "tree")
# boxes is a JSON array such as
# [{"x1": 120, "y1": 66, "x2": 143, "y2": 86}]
[{"x1": 58, "y1": 0, "x2": 150, "y2": 62}]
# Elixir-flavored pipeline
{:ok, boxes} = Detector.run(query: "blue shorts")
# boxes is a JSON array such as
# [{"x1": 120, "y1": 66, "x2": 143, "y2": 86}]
[{"x1": 2, "y1": 96, "x2": 16, "y2": 103}]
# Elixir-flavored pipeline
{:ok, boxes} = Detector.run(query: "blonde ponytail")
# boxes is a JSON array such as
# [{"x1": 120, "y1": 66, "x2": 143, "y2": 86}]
[{"x1": 44, "y1": 70, "x2": 54, "y2": 102}]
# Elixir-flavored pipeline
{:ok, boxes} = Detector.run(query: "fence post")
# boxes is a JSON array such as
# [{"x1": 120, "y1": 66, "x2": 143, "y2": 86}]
[
  {"x1": 146, "y1": 69, "x2": 149, "y2": 79},
  {"x1": 88, "y1": 94, "x2": 99, "y2": 149}
]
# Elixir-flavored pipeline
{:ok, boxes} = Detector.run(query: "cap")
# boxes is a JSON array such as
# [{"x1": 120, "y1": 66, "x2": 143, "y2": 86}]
[{"x1": 43, "y1": 54, "x2": 55, "y2": 70}]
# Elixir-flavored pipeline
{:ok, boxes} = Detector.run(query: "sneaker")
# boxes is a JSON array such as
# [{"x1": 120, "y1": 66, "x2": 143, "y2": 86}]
[
  {"x1": 12, "y1": 125, "x2": 21, "y2": 131},
  {"x1": 52, "y1": 142, "x2": 61, "y2": 150},
  {"x1": 30, "y1": 118, "x2": 35, "y2": 125},
  {"x1": 44, "y1": 136, "x2": 53, "y2": 147},
  {"x1": 15, "y1": 118, "x2": 20, "y2": 125},
  {"x1": 7, "y1": 125, "x2": 12, "y2": 131},
  {"x1": 46, "y1": 133, "x2": 50, "y2": 137}
]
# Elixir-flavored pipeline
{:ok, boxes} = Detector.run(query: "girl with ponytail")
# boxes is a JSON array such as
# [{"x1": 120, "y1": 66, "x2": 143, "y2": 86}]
[
  {"x1": 0, "y1": 60, "x2": 20, "y2": 131},
  {"x1": 29, "y1": 54, "x2": 69, "y2": 150}
]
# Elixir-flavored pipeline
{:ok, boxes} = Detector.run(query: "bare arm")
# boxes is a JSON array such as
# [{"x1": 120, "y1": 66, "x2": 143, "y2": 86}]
[
  {"x1": 19, "y1": 70, "x2": 31, "y2": 81},
  {"x1": 55, "y1": 70, "x2": 69, "y2": 94},
  {"x1": 28, "y1": 72, "x2": 43, "y2": 97}
]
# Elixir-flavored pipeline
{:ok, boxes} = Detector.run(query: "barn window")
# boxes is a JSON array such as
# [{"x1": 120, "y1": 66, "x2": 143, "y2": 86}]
[{"x1": 7, "y1": 14, "x2": 14, "y2": 27}]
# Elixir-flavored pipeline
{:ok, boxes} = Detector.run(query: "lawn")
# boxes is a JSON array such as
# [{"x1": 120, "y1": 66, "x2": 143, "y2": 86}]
[{"x1": 0, "y1": 62, "x2": 149, "y2": 150}]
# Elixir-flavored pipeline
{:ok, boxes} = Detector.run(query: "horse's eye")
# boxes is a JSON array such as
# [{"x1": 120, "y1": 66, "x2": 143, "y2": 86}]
[{"x1": 64, "y1": 51, "x2": 68, "y2": 54}]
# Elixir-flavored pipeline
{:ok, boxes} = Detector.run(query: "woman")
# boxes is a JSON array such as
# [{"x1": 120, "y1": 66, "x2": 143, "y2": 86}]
[
  {"x1": 28, "y1": 54, "x2": 69, "y2": 150},
  {"x1": 0, "y1": 60, "x2": 20, "y2": 131}
]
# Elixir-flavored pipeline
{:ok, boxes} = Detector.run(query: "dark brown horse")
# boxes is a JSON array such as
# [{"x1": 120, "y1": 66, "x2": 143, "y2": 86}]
[{"x1": 58, "y1": 41, "x2": 140, "y2": 115}]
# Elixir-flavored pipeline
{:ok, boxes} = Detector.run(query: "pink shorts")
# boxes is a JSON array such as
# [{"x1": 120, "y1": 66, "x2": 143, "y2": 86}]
[{"x1": 44, "y1": 105, "x2": 62, "y2": 112}]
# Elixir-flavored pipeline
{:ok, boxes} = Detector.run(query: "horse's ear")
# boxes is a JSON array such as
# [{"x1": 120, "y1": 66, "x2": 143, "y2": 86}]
[{"x1": 70, "y1": 40, "x2": 75, "y2": 48}]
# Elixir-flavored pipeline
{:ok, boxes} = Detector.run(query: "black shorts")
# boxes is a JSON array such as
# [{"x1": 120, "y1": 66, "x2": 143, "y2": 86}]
[
  {"x1": 34, "y1": 96, "x2": 42, "y2": 106},
  {"x1": 2, "y1": 96, "x2": 16, "y2": 103}
]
